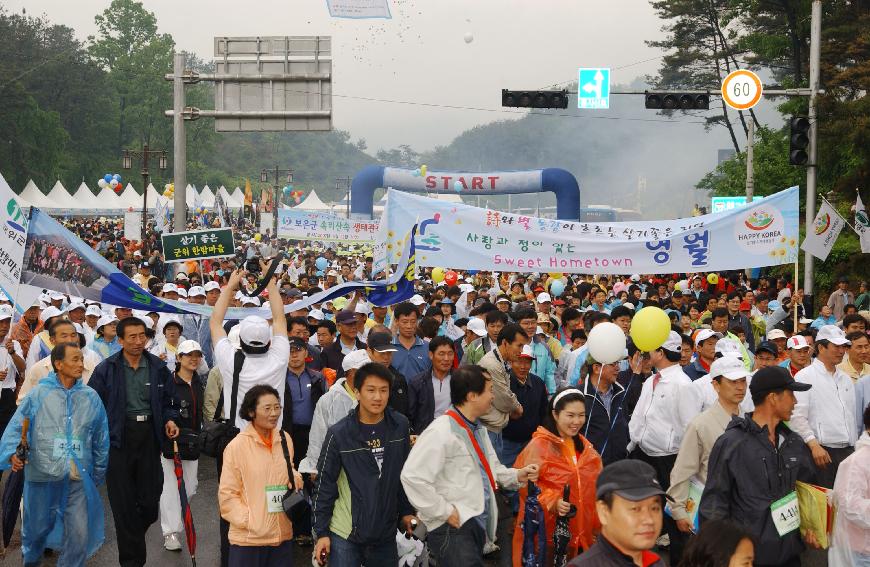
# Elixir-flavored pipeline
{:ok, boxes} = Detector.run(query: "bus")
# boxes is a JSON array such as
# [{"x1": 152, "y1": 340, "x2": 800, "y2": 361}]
[{"x1": 578, "y1": 206, "x2": 642, "y2": 222}]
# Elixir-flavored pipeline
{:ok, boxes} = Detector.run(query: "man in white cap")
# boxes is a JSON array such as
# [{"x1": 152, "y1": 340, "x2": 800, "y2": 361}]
[
  {"x1": 65, "y1": 302, "x2": 87, "y2": 326},
  {"x1": 791, "y1": 325, "x2": 858, "y2": 488},
  {"x1": 84, "y1": 305, "x2": 103, "y2": 345},
  {"x1": 203, "y1": 281, "x2": 221, "y2": 307},
  {"x1": 627, "y1": 330, "x2": 692, "y2": 556},
  {"x1": 180, "y1": 286, "x2": 212, "y2": 367},
  {"x1": 210, "y1": 268, "x2": 287, "y2": 567},
  {"x1": 683, "y1": 329, "x2": 721, "y2": 381},
  {"x1": 299, "y1": 349, "x2": 369, "y2": 476},
  {"x1": 25, "y1": 306, "x2": 65, "y2": 371},
  {"x1": 779, "y1": 334, "x2": 812, "y2": 378},
  {"x1": 668, "y1": 355, "x2": 750, "y2": 544}
]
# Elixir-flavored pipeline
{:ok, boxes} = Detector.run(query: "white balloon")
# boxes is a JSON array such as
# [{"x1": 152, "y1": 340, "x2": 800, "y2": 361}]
[
  {"x1": 110, "y1": 179, "x2": 119, "y2": 189},
  {"x1": 586, "y1": 322, "x2": 627, "y2": 364},
  {"x1": 97, "y1": 179, "x2": 107, "y2": 188},
  {"x1": 464, "y1": 32, "x2": 474, "y2": 44}
]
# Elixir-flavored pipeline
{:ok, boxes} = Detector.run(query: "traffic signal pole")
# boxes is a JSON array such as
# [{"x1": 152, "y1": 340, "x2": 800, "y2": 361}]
[{"x1": 803, "y1": 0, "x2": 821, "y2": 309}]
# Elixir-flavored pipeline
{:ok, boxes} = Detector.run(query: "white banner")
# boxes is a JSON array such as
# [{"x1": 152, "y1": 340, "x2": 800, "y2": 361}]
[
  {"x1": 326, "y1": 0, "x2": 391, "y2": 18},
  {"x1": 855, "y1": 193, "x2": 870, "y2": 254},
  {"x1": 124, "y1": 211, "x2": 142, "y2": 242},
  {"x1": 0, "y1": 172, "x2": 27, "y2": 305},
  {"x1": 383, "y1": 168, "x2": 543, "y2": 194},
  {"x1": 259, "y1": 212, "x2": 274, "y2": 235},
  {"x1": 801, "y1": 201, "x2": 845, "y2": 261},
  {"x1": 277, "y1": 209, "x2": 378, "y2": 243},
  {"x1": 378, "y1": 187, "x2": 801, "y2": 274}
]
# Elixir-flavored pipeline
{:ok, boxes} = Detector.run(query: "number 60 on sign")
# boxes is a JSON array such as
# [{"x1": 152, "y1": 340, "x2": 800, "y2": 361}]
[{"x1": 721, "y1": 69, "x2": 763, "y2": 110}]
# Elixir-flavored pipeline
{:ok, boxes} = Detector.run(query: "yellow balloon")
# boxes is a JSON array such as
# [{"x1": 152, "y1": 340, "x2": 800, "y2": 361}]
[
  {"x1": 548, "y1": 272, "x2": 563, "y2": 279},
  {"x1": 420, "y1": 164, "x2": 428, "y2": 177},
  {"x1": 707, "y1": 273, "x2": 719, "y2": 285},
  {"x1": 254, "y1": 233, "x2": 262, "y2": 242},
  {"x1": 432, "y1": 267, "x2": 445, "y2": 283},
  {"x1": 629, "y1": 306, "x2": 671, "y2": 351}
]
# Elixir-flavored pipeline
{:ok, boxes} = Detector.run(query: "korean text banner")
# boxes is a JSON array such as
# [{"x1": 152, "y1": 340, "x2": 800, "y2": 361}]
[
  {"x1": 0, "y1": 172, "x2": 28, "y2": 307},
  {"x1": 378, "y1": 187, "x2": 800, "y2": 274},
  {"x1": 277, "y1": 209, "x2": 378, "y2": 243}
]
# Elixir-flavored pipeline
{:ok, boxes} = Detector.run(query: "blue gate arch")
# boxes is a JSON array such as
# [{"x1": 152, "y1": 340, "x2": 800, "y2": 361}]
[{"x1": 350, "y1": 165, "x2": 581, "y2": 220}]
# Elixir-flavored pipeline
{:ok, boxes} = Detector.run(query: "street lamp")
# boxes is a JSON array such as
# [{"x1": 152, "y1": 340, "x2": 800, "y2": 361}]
[
  {"x1": 260, "y1": 166, "x2": 293, "y2": 232},
  {"x1": 122, "y1": 144, "x2": 169, "y2": 239}
]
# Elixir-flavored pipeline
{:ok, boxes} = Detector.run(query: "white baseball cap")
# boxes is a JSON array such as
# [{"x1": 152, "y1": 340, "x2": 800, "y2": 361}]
[
  {"x1": 188, "y1": 286, "x2": 205, "y2": 298},
  {"x1": 40, "y1": 306, "x2": 63, "y2": 322},
  {"x1": 177, "y1": 340, "x2": 203, "y2": 355},
  {"x1": 518, "y1": 344, "x2": 534, "y2": 359},
  {"x1": 767, "y1": 329, "x2": 788, "y2": 340},
  {"x1": 467, "y1": 318, "x2": 487, "y2": 337},
  {"x1": 238, "y1": 316, "x2": 271, "y2": 348},
  {"x1": 786, "y1": 335, "x2": 811, "y2": 350},
  {"x1": 137, "y1": 316, "x2": 154, "y2": 330},
  {"x1": 342, "y1": 349, "x2": 372, "y2": 372},
  {"x1": 65, "y1": 302, "x2": 86, "y2": 314},
  {"x1": 354, "y1": 302, "x2": 370, "y2": 315},
  {"x1": 409, "y1": 295, "x2": 426, "y2": 306},
  {"x1": 49, "y1": 291, "x2": 64, "y2": 301},
  {"x1": 96, "y1": 315, "x2": 118, "y2": 329},
  {"x1": 240, "y1": 296, "x2": 261, "y2": 306},
  {"x1": 710, "y1": 355, "x2": 750, "y2": 380},
  {"x1": 85, "y1": 305, "x2": 102, "y2": 318},
  {"x1": 204, "y1": 281, "x2": 221, "y2": 292},
  {"x1": 0, "y1": 305, "x2": 13, "y2": 321},
  {"x1": 176, "y1": 287, "x2": 188, "y2": 298},
  {"x1": 816, "y1": 325, "x2": 851, "y2": 346},
  {"x1": 162, "y1": 283, "x2": 178, "y2": 294},
  {"x1": 660, "y1": 330, "x2": 682, "y2": 354},
  {"x1": 715, "y1": 338, "x2": 743, "y2": 358},
  {"x1": 308, "y1": 309, "x2": 325, "y2": 321},
  {"x1": 694, "y1": 329, "x2": 723, "y2": 346},
  {"x1": 536, "y1": 292, "x2": 552, "y2": 304}
]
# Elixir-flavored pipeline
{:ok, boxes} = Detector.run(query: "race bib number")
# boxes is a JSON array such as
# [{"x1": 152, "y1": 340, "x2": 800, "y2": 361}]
[
  {"x1": 265, "y1": 485, "x2": 286, "y2": 514},
  {"x1": 53, "y1": 436, "x2": 83, "y2": 459},
  {"x1": 770, "y1": 491, "x2": 800, "y2": 536}
]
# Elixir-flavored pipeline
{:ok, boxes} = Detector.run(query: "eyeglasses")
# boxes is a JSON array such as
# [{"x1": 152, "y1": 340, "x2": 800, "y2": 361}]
[{"x1": 257, "y1": 404, "x2": 283, "y2": 414}]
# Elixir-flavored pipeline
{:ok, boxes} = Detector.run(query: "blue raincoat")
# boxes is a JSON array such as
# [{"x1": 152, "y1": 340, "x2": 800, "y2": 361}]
[
  {"x1": 0, "y1": 372, "x2": 109, "y2": 563},
  {"x1": 88, "y1": 336, "x2": 121, "y2": 361}
]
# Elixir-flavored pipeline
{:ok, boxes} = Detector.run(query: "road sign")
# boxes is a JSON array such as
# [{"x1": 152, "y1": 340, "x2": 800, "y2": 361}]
[
  {"x1": 711, "y1": 195, "x2": 762, "y2": 213},
  {"x1": 577, "y1": 68, "x2": 610, "y2": 109},
  {"x1": 721, "y1": 70, "x2": 763, "y2": 110},
  {"x1": 162, "y1": 228, "x2": 236, "y2": 263}
]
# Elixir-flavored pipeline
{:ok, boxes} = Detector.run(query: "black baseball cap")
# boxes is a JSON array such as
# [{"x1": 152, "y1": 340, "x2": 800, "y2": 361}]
[
  {"x1": 755, "y1": 340, "x2": 779, "y2": 357},
  {"x1": 288, "y1": 337, "x2": 307, "y2": 350},
  {"x1": 367, "y1": 331, "x2": 397, "y2": 353},
  {"x1": 749, "y1": 365, "x2": 812, "y2": 396},
  {"x1": 595, "y1": 460, "x2": 670, "y2": 502}
]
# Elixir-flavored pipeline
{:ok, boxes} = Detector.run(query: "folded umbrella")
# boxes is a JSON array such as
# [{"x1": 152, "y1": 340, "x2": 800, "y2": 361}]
[
  {"x1": 174, "y1": 441, "x2": 197, "y2": 567},
  {"x1": 553, "y1": 484, "x2": 577, "y2": 567},
  {"x1": 521, "y1": 480, "x2": 546, "y2": 567}
]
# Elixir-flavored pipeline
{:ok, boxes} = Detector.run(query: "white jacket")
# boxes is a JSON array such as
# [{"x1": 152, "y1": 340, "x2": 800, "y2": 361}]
[
  {"x1": 298, "y1": 377, "x2": 357, "y2": 474},
  {"x1": 829, "y1": 432, "x2": 870, "y2": 566},
  {"x1": 792, "y1": 359, "x2": 858, "y2": 448},
  {"x1": 400, "y1": 411, "x2": 520, "y2": 539},
  {"x1": 628, "y1": 363, "x2": 692, "y2": 456}
]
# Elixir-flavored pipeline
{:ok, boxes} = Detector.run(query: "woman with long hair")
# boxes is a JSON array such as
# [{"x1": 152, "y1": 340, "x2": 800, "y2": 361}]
[{"x1": 511, "y1": 387, "x2": 603, "y2": 564}]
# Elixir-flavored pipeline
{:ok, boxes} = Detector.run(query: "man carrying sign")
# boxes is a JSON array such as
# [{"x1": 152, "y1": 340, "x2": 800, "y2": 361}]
[{"x1": 699, "y1": 366, "x2": 818, "y2": 567}]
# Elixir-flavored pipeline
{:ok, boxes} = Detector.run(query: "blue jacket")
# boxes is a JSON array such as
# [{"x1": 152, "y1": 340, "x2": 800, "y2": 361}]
[
  {"x1": 312, "y1": 407, "x2": 414, "y2": 544},
  {"x1": 529, "y1": 338, "x2": 556, "y2": 393},
  {"x1": 88, "y1": 350, "x2": 180, "y2": 449},
  {"x1": 682, "y1": 359, "x2": 710, "y2": 381}
]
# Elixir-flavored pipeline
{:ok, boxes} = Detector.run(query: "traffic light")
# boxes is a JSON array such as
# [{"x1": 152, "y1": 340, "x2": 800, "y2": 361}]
[
  {"x1": 789, "y1": 116, "x2": 810, "y2": 165},
  {"x1": 644, "y1": 92, "x2": 710, "y2": 110},
  {"x1": 502, "y1": 89, "x2": 569, "y2": 109}
]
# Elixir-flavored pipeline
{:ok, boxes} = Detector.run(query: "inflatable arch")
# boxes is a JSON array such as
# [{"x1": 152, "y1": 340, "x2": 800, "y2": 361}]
[{"x1": 350, "y1": 166, "x2": 581, "y2": 220}]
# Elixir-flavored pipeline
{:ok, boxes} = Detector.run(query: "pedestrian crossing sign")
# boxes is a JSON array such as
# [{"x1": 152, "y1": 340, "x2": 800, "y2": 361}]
[{"x1": 577, "y1": 68, "x2": 611, "y2": 109}]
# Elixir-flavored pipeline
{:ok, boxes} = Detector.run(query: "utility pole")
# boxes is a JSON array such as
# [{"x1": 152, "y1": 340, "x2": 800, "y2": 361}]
[
  {"x1": 261, "y1": 166, "x2": 293, "y2": 233},
  {"x1": 745, "y1": 119, "x2": 755, "y2": 202},
  {"x1": 122, "y1": 145, "x2": 167, "y2": 239},
  {"x1": 803, "y1": 0, "x2": 822, "y2": 311},
  {"x1": 172, "y1": 52, "x2": 187, "y2": 232},
  {"x1": 335, "y1": 176, "x2": 351, "y2": 218}
]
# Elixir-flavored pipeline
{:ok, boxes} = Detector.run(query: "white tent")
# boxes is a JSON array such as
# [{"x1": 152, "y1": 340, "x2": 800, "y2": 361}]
[
  {"x1": 218, "y1": 186, "x2": 241, "y2": 209},
  {"x1": 294, "y1": 190, "x2": 332, "y2": 212},
  {"x1": 145, "y1": 183, "x2": 169, "y2": 210},
  {"x1": 186, "y1": 184, "x2": 198, "y2": 208},
  {"x1": 118, "y1": 184, "x2": 141, "y2": 209},
  {"x1": 231, "y1": 187, "x2": 246, "y2": 208},
  {"x1": 45, "y1": 181, "x2": 76, "y2": 209},
  {"x1": 19, "y1": 180, "x2": 54, "y2": 209},
  {"x1": 199, "y1": 185, "x2": 216, "y2": 208},
  {"x1": 70, "y1": 182, "x2": 103, "y2": 210},
  {"x1": 96, "y1": 187, "x2": 123, "y2": 209}
]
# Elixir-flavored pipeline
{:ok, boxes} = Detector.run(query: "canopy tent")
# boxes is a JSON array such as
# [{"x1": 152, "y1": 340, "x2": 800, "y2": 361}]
[
  {"x1": 218, "y1": 186, "x2": 242, "y2": 209},
  {"x1": 70, "y1": 182, "x2": 104, "y2": 210},
  {"x1": 145, "y1": 183, "x2": 171, "y2": 209},
  {"x1": 19, "y1": 180, "x2": 54, "y2": 209},
  {"x1": 186, "y1": 184, "x2": 198, "y2": 208},
  {"x1": 199, "y1": 185, "x2": 216, "y2": 208},
  {"x1": 117, "y1": 184, "x2": 141, "y2": 209},
  {"x1": 45, "y1": 181, "x2": 77, "y2": 209},
  {"x1": 96, "y1": 186, "x2": 123, "y2": 209},
  {"x1": 294, "y1": 190, "x2": 332, "y2": 211},
  {"x1": 230, "y1": 187, "x2": 246, "y2": 208}
]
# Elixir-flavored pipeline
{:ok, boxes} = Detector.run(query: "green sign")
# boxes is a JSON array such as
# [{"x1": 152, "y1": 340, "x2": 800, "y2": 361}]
[{"x1": 161, "y1": 228, "x2": 235, "y2": 263}]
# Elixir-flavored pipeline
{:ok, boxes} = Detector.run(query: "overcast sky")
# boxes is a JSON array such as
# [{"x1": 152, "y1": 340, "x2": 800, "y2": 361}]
[{"x1": 7, "y1": 0, "x2": 677, "y2": 152}]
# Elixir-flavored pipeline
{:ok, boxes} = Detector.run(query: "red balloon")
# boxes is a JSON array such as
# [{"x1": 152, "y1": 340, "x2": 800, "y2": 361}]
[{"x1": 444, "y1": 270, "x2": 458, "y2": 286}]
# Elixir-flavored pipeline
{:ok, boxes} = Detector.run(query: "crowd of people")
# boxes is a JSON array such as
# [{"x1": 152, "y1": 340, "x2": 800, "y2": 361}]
[{"x1": 0, "y1": 222, "x2": 868, "y2": 567}]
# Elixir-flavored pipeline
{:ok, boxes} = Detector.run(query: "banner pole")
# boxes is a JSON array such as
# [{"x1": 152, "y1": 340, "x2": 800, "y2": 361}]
[{"x1": 794, "y1": 256, "x2": 799, "y2": 334}]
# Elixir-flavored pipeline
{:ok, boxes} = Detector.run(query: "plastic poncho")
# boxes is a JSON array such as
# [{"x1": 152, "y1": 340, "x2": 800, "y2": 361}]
[
  {"x1": 511, "y1": 427, "x2": 602, "y2": 566},
  {"x1": 88, "y1": 336, "x2": 121, "y2": 361},
  {"x1": 0, "y1": 372, "x2": 110, "y2": 561},
  {"x1": 829, "y1": 432, "x2": 870, "y2": 567}
]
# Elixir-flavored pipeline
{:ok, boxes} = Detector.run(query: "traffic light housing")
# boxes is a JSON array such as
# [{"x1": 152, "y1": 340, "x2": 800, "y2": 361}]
[
  {"x1": 502, "y1": 89, "x2": 569, "y2": 109},
  {"x1": 644, "y1": 92, "x2": 710, "y2": 110},
  {"x1": 789, "y1": 116, "x2": 810, "y2": 165}
]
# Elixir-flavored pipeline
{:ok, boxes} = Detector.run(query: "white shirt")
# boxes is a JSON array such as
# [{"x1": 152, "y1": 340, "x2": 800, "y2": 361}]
[
  {"x1": 0, "y1": 338, "x2": 23, "y2": 389},
  {"x1": 792, "y1": 359, "x2": 858, "y2": 448},
  {"x1": 628, "y1": 363, "x2": 693, "y2": 456},
  {"x1": 678, "y1": 372, "x2": 754, "y2": 431},
  {"x1": 214, "y1": 334, "x2": 290, "y2": 431}
]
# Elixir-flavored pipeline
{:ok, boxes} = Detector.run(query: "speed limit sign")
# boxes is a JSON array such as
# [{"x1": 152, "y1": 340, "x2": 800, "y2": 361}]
[{"x1": 721, "y1": 70, "x2": 763, "y2": 110}]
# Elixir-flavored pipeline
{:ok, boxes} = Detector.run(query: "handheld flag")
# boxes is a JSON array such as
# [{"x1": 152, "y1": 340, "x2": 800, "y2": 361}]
[{"x1": 800, "y1": 201, "x2": 845, "y2": 261}]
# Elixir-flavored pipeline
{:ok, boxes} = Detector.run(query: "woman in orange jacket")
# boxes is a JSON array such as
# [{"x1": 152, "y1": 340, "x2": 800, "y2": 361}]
[
  {"x1": 218, "y1": 384, "x2": 303, "y2": 566},
  {"x1": 512, "y1": 387, "x2": 603, "y2": 565}
]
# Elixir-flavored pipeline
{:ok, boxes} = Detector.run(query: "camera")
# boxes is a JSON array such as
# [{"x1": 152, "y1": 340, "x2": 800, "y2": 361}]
[{"x1": 245, "y1": 258, "x2": 261, "y2": 274}]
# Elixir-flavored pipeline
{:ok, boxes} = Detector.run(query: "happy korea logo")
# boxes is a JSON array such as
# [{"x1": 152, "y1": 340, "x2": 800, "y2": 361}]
[
  {"x1": 813, "y1": 212, "x2": 831, "y2": 235},
  {"x1": 735, "y1": 206, "x2": 784, "y2": 253}
]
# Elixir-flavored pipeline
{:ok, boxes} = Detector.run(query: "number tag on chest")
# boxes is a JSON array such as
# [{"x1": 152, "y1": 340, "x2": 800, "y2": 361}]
[
  {"x1": 770, "y1": 491, "x2": 800, "y2": 537},
  {"x1": 265, "y1": 485, "x2": 285, "y2": 514},
  {"x1": 53, "y1": 435, "x2": 83, "y2": 459}
]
